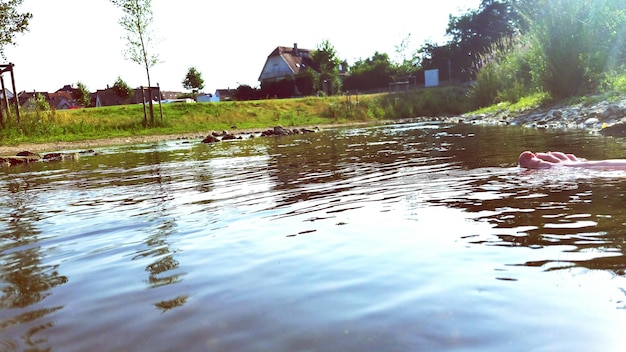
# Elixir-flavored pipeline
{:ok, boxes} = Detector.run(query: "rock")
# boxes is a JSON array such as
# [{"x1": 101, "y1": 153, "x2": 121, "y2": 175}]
[
  {"x1": 221, "y1": 133, "x2": 237, "y2": 141},
  {"x1": 600, "y1": 122, "x2": 626, "y2": 137},
  {"x1": 2, "y1": 155, "x2": 40, "y2": 165},
  {"x1": 16, "y1": 151, "x2": 42, "y2": 160},
  {"x1": 201, "y1": 135, "x2": 220, "y2": 143},
  {"x1": 43, "y1": 152, "x2": 79, "y2": 162}
]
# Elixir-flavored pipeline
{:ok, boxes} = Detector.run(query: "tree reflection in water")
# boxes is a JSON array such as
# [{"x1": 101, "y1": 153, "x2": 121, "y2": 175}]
[
  {"x1": 0, "y1": 177, "x2": 68, "y2": 350},
  {"x1": 129, "y1": 152, "x2": 187, "y2": 312}
]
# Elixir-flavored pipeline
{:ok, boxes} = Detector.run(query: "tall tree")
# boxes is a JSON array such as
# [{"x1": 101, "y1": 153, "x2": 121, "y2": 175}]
[
  {"x1": 0, "y1": 0, "x2": 32, "y2": 59},
  {"x1": 73, "y1": 81, "x2": 91, "y2": 108},
  {"x1": 421, "y1": 0, "x2": 525, "y2": 82},
  {"x1": 343, "y1": 52, "x2": 394, "y2": 91},
  {"x1": 110, "y1": 0, "x2": 159, "y2": 126},
  {"x1": 182, "y1": 66, "x2": 205, "y2": 95},
  {"x1": 311, "y1": 39, "x2": 342, "y2": 95}
]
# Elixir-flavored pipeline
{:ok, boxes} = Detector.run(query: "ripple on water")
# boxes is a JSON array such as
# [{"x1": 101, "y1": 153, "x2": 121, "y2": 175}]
[{"x1": 1, "y1": 123, "x2": 626, "y2": 351}]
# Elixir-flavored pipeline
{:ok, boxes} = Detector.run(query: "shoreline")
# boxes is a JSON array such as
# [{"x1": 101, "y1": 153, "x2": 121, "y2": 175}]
[
  {"x1": 0, "y1": 122, "x2": 380, "y2": 156},
  {"x1": 0, "y1": 132, "x2": 207, "y2": 156}
]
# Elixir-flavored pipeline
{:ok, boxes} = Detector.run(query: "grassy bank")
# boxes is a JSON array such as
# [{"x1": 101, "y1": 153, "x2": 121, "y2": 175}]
[{"x1": 0, "y1": 86, "x2": 471, "y2": 146}]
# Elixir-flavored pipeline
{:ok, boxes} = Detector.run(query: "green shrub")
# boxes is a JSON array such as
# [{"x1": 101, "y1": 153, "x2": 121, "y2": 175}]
[
  {"x1": 523, "y1": 0, "x2": 626, "y2": 99},
  {"x1": 471, "y1": 37, "x2": 536, "y2": 107}
]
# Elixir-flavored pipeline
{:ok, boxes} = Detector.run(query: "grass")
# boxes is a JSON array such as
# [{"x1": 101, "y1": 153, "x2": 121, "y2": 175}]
[
  {"x1": 471, "y1": 92, "x2": 551, "y2": 115},
  {"x1": 0, "y1": 94, "x2": 381, "y2": 146},
  {"x1": 0, "y1": 86, "x2": 477, "y2": 146}
]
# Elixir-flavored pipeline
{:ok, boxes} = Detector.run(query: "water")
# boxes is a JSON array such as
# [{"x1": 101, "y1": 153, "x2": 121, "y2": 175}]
[{"x1": 1, "y1": 122, "x2": 626, "y2": 351}]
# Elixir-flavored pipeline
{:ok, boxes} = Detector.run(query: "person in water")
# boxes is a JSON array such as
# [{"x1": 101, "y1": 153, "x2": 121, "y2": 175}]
[{"x1": 519, "y1": 151, "x2": 626, "y2": 169}]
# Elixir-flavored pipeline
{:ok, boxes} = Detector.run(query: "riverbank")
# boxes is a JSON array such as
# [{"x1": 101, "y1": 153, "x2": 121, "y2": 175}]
[
  {"x1": 2, "y1": 92, "x2": 626, "y2": 156},
  {"x1": 459, "y1": 94, "x2": 626, "y2": 133},
  {"x1": 0, "y1": 122, "x2": 379, "y2": 156}
]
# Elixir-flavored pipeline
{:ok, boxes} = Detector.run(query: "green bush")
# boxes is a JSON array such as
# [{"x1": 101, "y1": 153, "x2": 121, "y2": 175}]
[
  {"x1": 523, "y1": 0, "x2": 626, "y2": 99},
  {"x1": 471, "y1": 37, "x2": 536, "y2": 107}
]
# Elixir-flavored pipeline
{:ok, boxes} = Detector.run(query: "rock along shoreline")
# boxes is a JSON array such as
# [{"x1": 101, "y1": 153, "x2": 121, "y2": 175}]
[
  {"x1": 3, "y1": 95, "x2": 626, "y2": 166},
  {"x1": 454, "y1": 95, "x2": 626, "y2": 135}
]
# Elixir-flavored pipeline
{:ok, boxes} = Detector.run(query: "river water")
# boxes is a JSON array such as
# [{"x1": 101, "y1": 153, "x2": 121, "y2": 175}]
[{"x1": 1, "y1": 121, "x2": 626, "y2": 351}]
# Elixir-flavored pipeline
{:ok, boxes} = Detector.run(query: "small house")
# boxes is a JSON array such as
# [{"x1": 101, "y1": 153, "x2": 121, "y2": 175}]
[{"x1": 258, "y1": 43, "x2": 314, "y2": 87}]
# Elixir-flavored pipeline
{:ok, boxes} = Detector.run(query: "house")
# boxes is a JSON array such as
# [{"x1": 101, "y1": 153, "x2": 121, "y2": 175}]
[
  {"x1": 0, "y1": 88, "x2": 13, "y2": 100},
  {"x1": 197, "y1": 93, "x2": 219, "y2": 103},
  {"x1": 95, "y1": 86, "x2": 162, "y2": 107},
  {"x1": 18, "y1": 91, "x2": 50, "y2": 106},
  {"x1": 214, "y1": 88, "x2": 236, "y2": 101},
  {"x1": 48, "y1": 91, "x2": 78, "y2": 109},
  {"x1": 258, "y1": 43, "x2": 314, "y2": 86},
  {"x1": 15, "y1": 90, "x2": 80, "y2": 109},
  {"x1": 161, "y1": 91, "x2": 184, "y2": 100}
]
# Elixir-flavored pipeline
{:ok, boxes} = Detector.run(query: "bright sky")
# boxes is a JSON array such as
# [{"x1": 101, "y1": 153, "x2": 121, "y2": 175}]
[{"x1": 3, "y1": 0, "x2": 480, "y2": 94}]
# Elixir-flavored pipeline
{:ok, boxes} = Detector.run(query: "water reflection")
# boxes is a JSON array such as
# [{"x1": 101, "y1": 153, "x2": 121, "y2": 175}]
[
  {"x1": 128, "y1": 151, "x2": 187, "y2": 310},
  {"x1": 0, "y1": 176, "x2": 67, "y2": 350},
  {"x1": 428, "y1": 165, "x2": 626, "y2": 276},
  {"x1": 1, "y1": 122, "x2": 626, "y2": 351}
]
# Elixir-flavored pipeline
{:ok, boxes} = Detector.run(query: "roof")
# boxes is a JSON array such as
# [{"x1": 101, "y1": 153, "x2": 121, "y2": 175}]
[
  {"x1": 267, "y1": 44, "x2": 316, "y2": 76},
  {"x1": 48, "y1": 91, "x2": 77, "y2": 109},
  {"x1": 18, "y1": 91, "x2": 50, "y2": 105},
  {"x1": 96, "y1": 87, "x2": 163, "y2": 107}
]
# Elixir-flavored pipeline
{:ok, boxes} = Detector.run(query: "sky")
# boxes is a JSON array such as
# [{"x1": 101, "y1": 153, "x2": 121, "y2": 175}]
[{"x1": 3, "y1": 0, "x2": 481, "y2": 94}]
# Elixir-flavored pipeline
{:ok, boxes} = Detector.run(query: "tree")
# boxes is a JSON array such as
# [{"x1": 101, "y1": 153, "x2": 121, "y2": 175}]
[
  {"x1": 182, "y1": 66, "x2": 205, "y2": 95},
  {"x1": 421, "y1": 0, "x2": 525, "y2": 82},
  {"x1": 235, "y1": 84, "x2": 261, "y2": 101},
  {"x1": 394, "y1": 33, "x2": 420, "y2": 79},
  {"x1": 0, "y1": 0, "x2": 32, "y2": 59},
  {"x1": 112, "y1": 76, "x2": 133, "y2": 99},
  {"x1": 343, "y1": 52, "x2": 394, "y2": 91},
  {"x1": 522, "y1": 0, "x2": 626, "y2": 98},
  {"x1": 73, "y1": 81, "x2": 91, "y2": 108},
  {"x1": 110, "y1": 0, "x2": 159, "y2": 126},
  {"x1": 311, "y1": 39, "x2": 342, "y2": 95}
]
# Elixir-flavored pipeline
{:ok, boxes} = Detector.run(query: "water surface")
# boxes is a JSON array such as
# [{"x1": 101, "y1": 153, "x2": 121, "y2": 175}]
[{"x1": 1, "y1": 122, "x2": 626, "y2": 351}]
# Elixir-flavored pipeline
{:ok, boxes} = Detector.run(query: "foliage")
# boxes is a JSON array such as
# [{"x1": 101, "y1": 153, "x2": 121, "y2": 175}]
[
  {"x1": 112, "y1": 76, "x2": 133, "y2": 99},
  {"x1": 182, "y1": 66, "x2": 204, "y2": 94},
  {"x1": 0, "y1": 0, "x2": 31, "y2": 59},
  {"x1": 470, "y1": 36, "x2": 536, "y2": 107},
  {"x1": 343, "y1": 52, "x2": 394, "y2": 92},
  {"x1": 73, "y1": 81, "x2": 91, "y2": 108},
  {"x1": 295, "y1": 69, "x2": 315, "y2": 96},
  {"x1": 235, "y1": 84, "x2": 261, "y2": 101},
  {"x1": 311, "y1": 39, "x2": 342, "y2": 95},
  {"x1": 393, "y1": 33, "x2": 421, "y2": 80},
  {"x1": 377, "y1": 86, "x2": 472, "y2": 118},
  {"x1": 422, "y1": 0, "x2": 525, "y2": 82},
  {"x1": 24, "y1": 93, "x2": 50, "y2": 114},
  {"x1": 521, "y1": 0, "x2": 626, "y2": 99},
  {"x1": 110, "y1": 0, "x2": 160, "y2": 125},
  {"x1": 261, "y1": 76, "x2": 296, "y2": 99},
  {"x1": 0, "y1": 92, "x2": 474, "y2": 146}
]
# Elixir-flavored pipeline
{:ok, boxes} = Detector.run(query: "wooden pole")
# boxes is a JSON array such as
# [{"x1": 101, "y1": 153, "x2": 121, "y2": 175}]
[
  {"x1": 0, "y1": 74, "x2": 6, "y2": 127},
  {"x1": 9, "y1": 63, "x2": 20, "y2": 124},
  {"x1": 157, "y1": 83, "x2": 163, "y2": 124},
  {"x1": 140, "y1": 86, "x2": 147, "y2": 127}
]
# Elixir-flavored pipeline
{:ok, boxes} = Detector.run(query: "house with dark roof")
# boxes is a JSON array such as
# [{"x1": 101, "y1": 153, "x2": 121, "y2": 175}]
[
  {"x1": 214, "y1": 88, "x2": 236, "y2": 101},
  {"x1": 48, "y1": 91, "x2": 78, "y2": 109},
  {"x1": 258, "y1": 43, "x2": 315, "y2": 87},
  {"x1": 95, "y1": 87, "x2": 162, "y2": 107}
]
